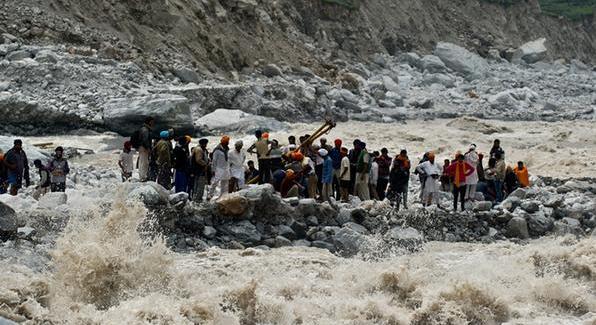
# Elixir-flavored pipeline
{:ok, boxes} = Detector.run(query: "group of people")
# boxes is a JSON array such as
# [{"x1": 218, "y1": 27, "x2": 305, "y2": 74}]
[
  {"x1": 121, "y1": 117, "x2": 531, "y2": 211},
  {"x1": 0, "y1": 140, "x2": 70, "y2": 197}
]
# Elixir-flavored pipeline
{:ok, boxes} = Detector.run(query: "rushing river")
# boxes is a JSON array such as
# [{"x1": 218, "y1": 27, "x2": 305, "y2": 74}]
[{"x1": 1, "y1": 197, "x2": 594, "y2": 325}]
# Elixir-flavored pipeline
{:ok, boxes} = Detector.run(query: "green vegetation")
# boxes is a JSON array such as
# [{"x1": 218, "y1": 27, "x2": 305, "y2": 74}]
[
  {"x1": 321, "y1": 0, "x2": 360, "y2": 9},
  {"x1": 483, "y1": 0, "x2": 595, "y2": 20}
]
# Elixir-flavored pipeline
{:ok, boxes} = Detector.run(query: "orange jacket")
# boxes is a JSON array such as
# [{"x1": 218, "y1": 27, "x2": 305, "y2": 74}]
[{"x1": 514, "y1": 166, "x2": 530, "y2": 187}]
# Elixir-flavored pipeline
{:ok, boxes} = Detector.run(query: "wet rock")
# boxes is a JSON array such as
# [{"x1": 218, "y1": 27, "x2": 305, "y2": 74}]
[
  {"x1": 350, "y1": 208, "x2": 368, "y2": 223},
  {"x1": 526, "y1": 211, "x2": 554, "y2": 236},
  {"x1": 520, "y1": 200, "x2": 540, "y2": 213},
  {"x1": 289, "y1": 220, "x2": 307, "y2": 239},
  {"x1": 275, "y1": 224, "x2": 296, "y2": 240},
  {"x1": 103, "y1": 94, "x2": 193, "y2": 136},
  {"x1": 512, "y1": 38, "x2": 547, "y2": 64},
  {"x1": 202, "y1": 226, "x2": 217, "y2": 239},
  {"x1": 508, "y1": 188, "x2": 527, "y2": 199},
  {"x1": 506, "y1": 216, "x2": 529, "y2": 239},
  {"x1": 173, "y1": 67, "x2": 201, "y2": 84},
  {"x1": 398, "y1": 52, "x2": 421, "y2": 69},
  {"x1": 35, "y1": 50, "x2": 58, "y2": 63},
  {"x1": 274, "y1": 235, "x2": 292, "y2": 247},
  {"x1": 0, "y1": 201, "x2": 17, "y2": 240},
  {"x1": 384, "y1": 227, "x2": 424, "y2": 251},
  {"x1": 433, "y1": 42, "x2": 488, "y2": 80},
  {"x1": 343, "y1": 222, "x2": 369, "y2": 235},
  {"x1": 262, "y1": 64, "x2": 282, "y2": 77},
  {"x1": 473, "y1": 201, "x2": 493, "y2": 212},
  {"x1": 216, "y1": 195, "x2": 250, "y2": 219},
  {"x1": 218, "y1": 220, "x2": 261, "y2": 245},
  {"x1": 553, "y1": 217, "x2": 582, "y2": 236},
  {"x1": 37, "y1": 192, "x2": 67, "y2": 209},
  {"x1": 293, "y1": 239, "x2": 311, "y2": 247},
  {"x1": 311, "y1": 240, "x2": 335, "y2": 252},
  {"x1": 333, "y1": 227, "x2": 367, "y2": 257},
  {"x1": 306, "y1": 215, "x2": 319, "y2": 226},
  {"x1": 499, "y1": 196, "x2": 521, "y2": 212},
  {"x1": 421, "y1": 73, "x2": 455, "y2": 88},
  {"x1": 127, "y1": 183, "x2": 168, "y2": 206},
  {"x1": 17, "y1": 226, "x2": 36, "y2": 240},
  {"x1": 169, "y1": 192, "x2": 189, "y2": 206}
]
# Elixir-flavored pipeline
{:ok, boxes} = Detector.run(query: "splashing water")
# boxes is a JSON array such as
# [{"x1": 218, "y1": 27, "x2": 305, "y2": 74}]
[{"x1": 1, "y1": 194, "x2": 595, "y2": 324}]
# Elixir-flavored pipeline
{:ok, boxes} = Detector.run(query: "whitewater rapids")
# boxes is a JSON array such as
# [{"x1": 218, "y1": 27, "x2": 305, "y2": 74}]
[{"x1": 1, "y1": 195, "x2": 594, "y2": 324}]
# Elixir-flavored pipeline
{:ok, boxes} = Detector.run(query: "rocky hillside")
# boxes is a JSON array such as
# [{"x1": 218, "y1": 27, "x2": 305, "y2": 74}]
[{"x1": 2, "y1": 0, "x2": 595, "y2": 76}]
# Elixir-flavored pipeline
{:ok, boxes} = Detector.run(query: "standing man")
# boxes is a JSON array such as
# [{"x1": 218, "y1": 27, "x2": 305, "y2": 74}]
[
  {"x1": 446, "y1": 154, "x2": 475, "y2": 212},
  {"x1": 376, "y1": 148, "x2": 392, "y2": 200},
  {"x1": 137, "y1": 117, "x2": 154, "y2": 182},
  {"x1": 514, "y1": 161, "x2": 530, "y2": 188},
  {"x1": 490, "y1": 139, "x2": 505, "y2": 160},
  {"x1": 464, "y1": 144, "x2": 479, "y2": 201},
  {"x1": 354, "y1": 141, "x2": 370, "y2": 201},
  {"x1": 4, "y1": 139, "x2": 30, "y2": 196},
  {"x1": 339, "y1": 147, "x2": 351, "y2": 202},
  {"x1": 416, "y1": 152, "x2": 441, "y2": 207},
  {"x1": 209, "y1": 136, "x2": 231, "y2": 199},
  {"x1": 48, "y1": 146, "x2": 70, "y2": 192},
  {"x1": 247, "y1": 130, "x2": 271, "y2": 184},
  {"x1": 228, "y1": 140, "x2": 246, "y2": 192},
  {"x1": 119, "y1": 141, "x2": 134, "y2": 182},
  {"x1": 348, "y1": 139, "x2": 362, "y2": 195},
  {"x1": 320, "y1": 148, "x2": 333, "y2": 202},
  {"x1": 172, "y1": 137, "x2": 190, "y2": 193},
  {"x1": 155, "y1": 131, "x2": 172, "y2": 190},
  {"x1": 329, "y1": 139, "x2": 342, "y2": 200},
  {"x1": 369, "y1": 151, "x2": 380, "y2": 200},
  {"x1": 191, "y1": 139, "x2": 209, "y2": 203},
  {"x1": 494, "y1": 152, "x2": 506, "y2": 203},
  {"x1": 32, "y1": 159, "x2": 51, "y2": 199}
]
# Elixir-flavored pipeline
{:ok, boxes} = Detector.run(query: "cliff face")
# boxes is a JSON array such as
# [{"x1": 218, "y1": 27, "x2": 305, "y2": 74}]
[{"x1": 1, "y1": 0, "x2": 595, "y2": 75}]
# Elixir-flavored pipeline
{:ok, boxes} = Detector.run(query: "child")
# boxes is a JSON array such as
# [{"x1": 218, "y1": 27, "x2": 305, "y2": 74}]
[
  {"x1": 119, "y1": 141, "x2": 134, "y2": 182},
  {"x1": 33, "y1": 159, "x2": 51, "y2": 199}
]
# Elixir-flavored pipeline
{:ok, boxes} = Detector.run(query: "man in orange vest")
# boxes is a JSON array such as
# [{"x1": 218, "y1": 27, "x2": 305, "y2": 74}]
[
  {"x1": 446, "y1": 153, "x2": 475, "y2": 212},
  {"x1": 513, "y1": 161, "x2": 530, "y2": 188}
]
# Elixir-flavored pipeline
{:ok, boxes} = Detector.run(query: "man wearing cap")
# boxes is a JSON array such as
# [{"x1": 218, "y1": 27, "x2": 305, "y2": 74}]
[
  {"x1": 155, "y1": 130, "x2": 173, "y2": 189},
  {"x1": 329, "y1": 139, "x2": 342, "y2": 199},
  {"x1": 228, "y1": 140, "x2": 246, "y2": 192},
  {"x1": 191, "y1": 139, "x2": 210, "y2": 202},
  {"x1": 3, "y1": 139, "x2": 30, "y2": 196},
  {"x1": 354, "y1": 141, "x2": 370, "y2": 201},
  {"x1": 247, "y1": 130, "x2": 271, "y2": 184},
  {"x1": 47, "y1": 146, "x2": 70, "y2": 192},
  {"x1": 209, "y1": 136, "x2": 231, "y2": 199},
  {"x1": 320, "y1": 148, "x2": 334, "y2": 201},
  {"x1": 416, "y1": 151, "x2": 442, "y2": 207},
  {"x1": 137, "y1": 117, "x2": 154, "y2": 182},
  {"x1": 464, "y1": 144, "x2": 480, "y2": 201}
]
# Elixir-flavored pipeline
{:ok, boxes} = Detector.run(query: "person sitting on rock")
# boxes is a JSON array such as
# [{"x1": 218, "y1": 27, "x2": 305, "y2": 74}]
[
  {"x1": 208, "y1": 136, "x2": 231, "y2": 200},
  {"x1": 514, "y1": 161, "x2": 530, "y2": 188},
  {"x1": 32, "y1": 159, "x2": 51, "y2": 200},
  {"x1": 118, "y1": 141, "x2": 134, "y2": 182},
  {"x1": 416, "y1": 152, "x2": 441, "y2": 207},
  {"x1": 48, "y1": 146, "x2": 69, "y2": 193},
  {"x1": 154, "y1": 131, "x2": 173, "y2": 190},
  {"x1": 3, "y1": 139, "x2": 30, "y2": 196},
  {"x1": 280, "y1": 169, "x2": 302, "y2": 198},
  {"x1": 446, "y1": 153, "x2": 475, "y2": 212}
]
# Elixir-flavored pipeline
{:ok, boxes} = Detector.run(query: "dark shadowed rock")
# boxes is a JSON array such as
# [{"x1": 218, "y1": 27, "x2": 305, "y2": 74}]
[
  {"x1": 507, "y1": 216, "x2": 529, "y2": 239},
  {"x1": 0, "y1": 202, "x2": 17, "y2": 241}
]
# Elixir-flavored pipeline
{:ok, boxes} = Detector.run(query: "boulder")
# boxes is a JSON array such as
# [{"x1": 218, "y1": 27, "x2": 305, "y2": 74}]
[
  {"x1": 421, "y1": 73, "x2": 455, "y2": 88},
  {"x1": 262, "y1": 64, "x2": 283, "y2": 77},
  {"x1": 311, "y1": 240, "x2": 336, "y2": 252},
  {"x1": 275, "y1": 225, "x2": 297, "y2": 240},
  {"x1": 289, "y1": 220, "x2": 307, "y2": 239},
  {"x1": 6, "y1": 49, "x2": 33, "y2": 61},
  {"x1": 420, "y1": 55, "x2": 447, "y2": 73},
  {"x1": 512, "y1": 38, "x2": 547, "y2": 64},
  {"x1": 293, "y1": 239, "x2": 311, "y2": 247},
  {"x1": 103, "y1": 94, "x2": 193, "y2": 136},
  {"x1": 508, "y1": 188, "x2": 527, "y2": 200},
  {"x1": 433, "y1": 42, "x2": 488, "y2": 80},
  {"x1": 526, "y1": 211, "x2": 554, "y2": 236},
  {"x1": 218, "y1": 220, "x2": 261, "y2": 245},
  {"x1": 169, "y1": 192, "x2": 189, "y2": 206},
  {"x1": 343, "y1": 222, "x2": 369, "y2": 235},
  {"x1": 38, "y1": 192, "x2": 67, "y2": 209},
  {"x1": 216, "y1": 195, "x2": 250, "y2": 219},
  {"x1": 195, "y1": 109, "x2": 286, "y2": 133},
  {"x1": 553, "y1": 218, "x2": 582, "y2": 236},
  {"x1": 0, "y1": 202, "x2": 17, "y2": 240},
  {"x1": 274, "y1": 236, "x2": 292, "y2": 248},
  {"x1": 398, "y1": 52, "x2": 421, "y2": 69},
  {"x1": 35, "y1": 50, "x2": 59, "y2": 63},
  {"x1": 173, "y1": 67, "x2": 201, "y2": 84},
  {"x1": 520, "y1": 200, "x2": 540, "y2": 213},
  {"x1": 506, "y1": 216, "x2": 529, "y2": 239},
  {"x1": 473, "y1": 201, "x2": 493, "y2": 212},
  {"x1": 384, "y1": 227, "x2": 424, "y2": 251},
  {"x1": 202, "y1": 226, "x2": 217, "y2": 239},
  {"x1": 127, "y1": 182, "x2": 169, "y2": 206},
  {"x1": 333, "y1": 227, "x2": 367, "y2": 257}
]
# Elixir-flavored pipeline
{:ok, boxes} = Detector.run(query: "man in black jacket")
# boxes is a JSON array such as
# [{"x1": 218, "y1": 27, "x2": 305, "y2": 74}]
[{"x1": 4, "y1": 139, "x2": 30, "y2": 196}]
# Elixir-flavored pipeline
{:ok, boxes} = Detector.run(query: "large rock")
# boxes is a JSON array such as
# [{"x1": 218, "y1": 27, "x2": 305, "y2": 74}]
[
  {"x1": 127, "y1": 182, "x2": 170, "y2": 206},
  {"x1": 216, "y1": 184, "x2": 292, "y2": 222},
  {"x1": 421, "y1": 73, "x2": 455, "y2": 88},
  {"x1": 520, "y1": 200, "x2": 540, "y2": 213},
  {"x1": 103, "y1": 94, "x2": 193, "y2": 136},
  {"x1": 0, "y1": 202, "x2": 17, "y2": 240},
  {"x1": 384, "y1": 227, "x2": 424, "y2": 251},
  {"x1": 433, "y1": 42, "x2": 488, "y2": 80},
  {"x1": 195, "y1": 109, "x2": 286, "y2": 133},
  {"x1": 262, "y1": 64, "x2": 282, "y2": 77},
  {"x1": 218, "y1": 220, "x2": 261, "y2": 245},
  {"x1": 420, "y1": 55, "x2": 447, "y2": 73},
  {"x1": 333, "y1": 227, "x2": 367, "y2": 257},
  {"x1": 6, "y1": 49, "x2": 33, "y2": 61},
  {"x1": 526, "y1": 211, "x2": 554, "y2": 236},
  {"x1": 473, "y1": 201, "x2": 493, "y2": 212},
  {"x1": 506, "y1": 216, "x2": 529, "y2": 239},
  {"x1": 553, "y1": 218, "x2": 582, "y2": 236},
  {"x1": 173, "y1": 67, "x2": 201, "y2": 84},
  {"x1": 512, "y1": 38, "x2": 547, "y2": 64},
  {"x1": 216, "y1": 195, "x2": 250, "y2": 219},
  {"x1": 38, "y1": 192, "x2": 68, "y2": 209},
  {"x1": 488, "y1": 88, "x2": 539, "y2": 110}
]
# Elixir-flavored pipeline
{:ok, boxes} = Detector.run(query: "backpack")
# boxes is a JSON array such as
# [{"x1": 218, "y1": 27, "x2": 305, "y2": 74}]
[{"x1": 130, "y1": 129, "x2": 142, "y2": 149}]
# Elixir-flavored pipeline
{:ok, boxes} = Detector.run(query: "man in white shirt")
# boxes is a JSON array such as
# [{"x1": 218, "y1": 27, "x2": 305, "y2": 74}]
[
  {"x1": 119, "y1": 141, "x2": 134, "y2": 182},
  {"x1": 228, "y1": 140, "x2": 246, "y2": 192}
]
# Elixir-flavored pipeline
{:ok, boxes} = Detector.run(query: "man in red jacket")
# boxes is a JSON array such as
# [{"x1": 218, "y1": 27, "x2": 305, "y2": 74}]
[{"x1": 446, "y1": 153, "x2": 475, "y2": 212}]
